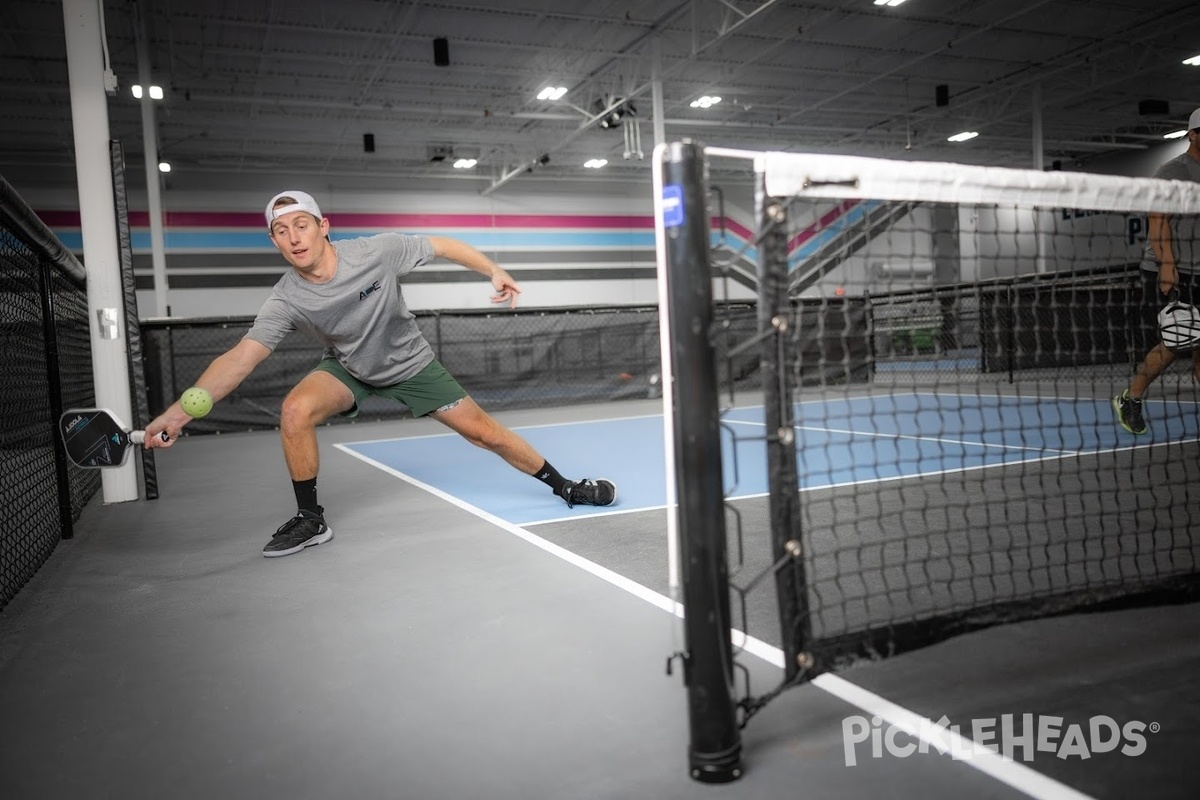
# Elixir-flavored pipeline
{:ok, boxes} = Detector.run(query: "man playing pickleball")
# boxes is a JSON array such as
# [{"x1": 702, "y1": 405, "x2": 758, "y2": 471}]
[{"x1": 145, "y1": 191, "x2": 616, "y2": 557}]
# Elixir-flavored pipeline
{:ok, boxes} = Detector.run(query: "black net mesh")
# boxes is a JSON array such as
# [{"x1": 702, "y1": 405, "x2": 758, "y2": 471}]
[
  {"x1": 141, "y1": 305, "x2": 763, "y2": 432},
  {"x1": 0, "y1": 188, "x2": 97, "y2": 611},
  {"x1": 759, "y1": 196, "x2": 1200, "y2": 680}
]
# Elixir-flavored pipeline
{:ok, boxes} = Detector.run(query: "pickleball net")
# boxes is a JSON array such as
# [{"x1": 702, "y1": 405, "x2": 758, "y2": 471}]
[{"x1": 656, "y1": 142, "x2": 1200, "y2": 781}]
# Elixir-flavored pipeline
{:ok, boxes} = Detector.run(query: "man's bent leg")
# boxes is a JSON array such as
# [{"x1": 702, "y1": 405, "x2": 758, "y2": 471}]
[
  {"x1": 280, "y1": 370, "x2": 356, "y2": 480},
  {"x1": 432, "y1": 396, "x2": 545, "y2": 474},
  {"x1": 432, "y1": 397, "x2": 616, "y2": 507}
]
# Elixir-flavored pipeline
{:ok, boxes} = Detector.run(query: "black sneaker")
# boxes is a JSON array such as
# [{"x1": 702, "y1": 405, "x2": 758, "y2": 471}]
[
  {"x1": 263, "y1": 507, "x2": 333, "y2": 557},
  {"x1": 1113, "y1": 390, "x2": 1147, "y2": 435},
  {"x1": 559, "y1": 478, "x2": 617, "y2": 508}
]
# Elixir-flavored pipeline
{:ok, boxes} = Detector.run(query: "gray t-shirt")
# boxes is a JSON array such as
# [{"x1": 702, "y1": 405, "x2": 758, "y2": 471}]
[
  {"x1": 246, "y1": 233, "x2": 437, "y2": 385},
  {"x1": 1140, "y1": 151, "x2": 1200, "y2": 273}
]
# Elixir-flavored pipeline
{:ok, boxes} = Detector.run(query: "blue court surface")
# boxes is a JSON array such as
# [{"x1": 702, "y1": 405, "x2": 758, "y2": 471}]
[{"x1": 336, "y1": 391, "x2": 1200, "y2": 525}]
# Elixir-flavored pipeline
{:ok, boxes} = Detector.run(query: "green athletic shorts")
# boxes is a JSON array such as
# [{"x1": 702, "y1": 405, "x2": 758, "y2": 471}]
[{"x1": 313, "y1": 357, "x2": 468, "y2": 418}]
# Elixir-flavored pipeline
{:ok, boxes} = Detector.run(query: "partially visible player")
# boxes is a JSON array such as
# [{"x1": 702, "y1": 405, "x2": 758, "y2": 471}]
[
  {"x1": 1114, "y1": 107, "x2": 1200, "y2": 435},
  {"x1": 145, "y1": 191, "x2": 616, "y2": 557}
]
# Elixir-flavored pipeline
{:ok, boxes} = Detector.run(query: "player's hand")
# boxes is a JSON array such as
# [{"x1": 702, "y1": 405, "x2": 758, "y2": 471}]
[
  {"x1": 490, "y1": 268, "x2": 522, "y2": 309},
  {"x1": 1159, "y1": 262, "x2": 1178, "y2": 295},
  {"x1": 143, "y1": 409, "x2": 188, "y2": 448}
]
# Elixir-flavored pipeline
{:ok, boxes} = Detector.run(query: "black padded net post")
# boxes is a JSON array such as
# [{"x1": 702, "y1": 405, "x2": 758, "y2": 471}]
[{"x1": 656, "y1": 141, "x2": 742, "y2": 783}]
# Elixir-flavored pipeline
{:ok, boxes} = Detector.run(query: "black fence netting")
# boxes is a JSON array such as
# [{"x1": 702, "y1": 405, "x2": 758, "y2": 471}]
[
  {"x1": 0, "y1": 174, "x2": 98, "y2": 611},
  {"x1": 141, "y1": 304, "x2": 764, "y2": 433}
]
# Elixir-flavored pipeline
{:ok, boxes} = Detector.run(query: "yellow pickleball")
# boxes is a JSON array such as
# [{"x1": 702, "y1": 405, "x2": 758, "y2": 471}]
[{"x1": 180, "y1": 386, "x2": 213, "y2": 419}]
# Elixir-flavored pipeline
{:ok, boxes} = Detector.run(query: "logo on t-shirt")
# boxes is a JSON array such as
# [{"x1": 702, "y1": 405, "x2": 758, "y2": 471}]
[{"x1": 359, "y1": 280, "x2": 382, "y2": 301}]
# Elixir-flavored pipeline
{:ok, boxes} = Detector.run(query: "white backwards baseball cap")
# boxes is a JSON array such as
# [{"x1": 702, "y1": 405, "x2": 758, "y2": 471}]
[
  {"x1": 265, "y1": 190, "x2": 322, "y2": 227},
  {"x1": 1190, "y1": 107, "x2": 1200, "y2": 132}
]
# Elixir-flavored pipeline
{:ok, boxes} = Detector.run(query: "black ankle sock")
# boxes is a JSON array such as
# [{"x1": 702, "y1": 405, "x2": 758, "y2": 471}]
[
  {"x1": 292, "y1": 478, "x2": 320, "y2": 515},
  {"x1": 533, "y1": 460, "x2": 568, "y2": 495}
]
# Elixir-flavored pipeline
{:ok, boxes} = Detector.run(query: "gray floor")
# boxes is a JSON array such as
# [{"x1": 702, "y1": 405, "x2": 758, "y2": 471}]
[{"x1": 1, "y1": 400, "x2": 1197, "y2": 799}]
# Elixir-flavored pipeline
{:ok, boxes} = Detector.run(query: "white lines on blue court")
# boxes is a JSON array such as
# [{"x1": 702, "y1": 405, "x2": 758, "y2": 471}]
[
  {"x1": 336, "y1": 391, "x2": 1200, "y2": 526},
  {"x1": 334, "y1": 398, "x2": 1116, "y2": 800},
  {"x1": 336, "y1": 414, "x2": 665, "y2": 525}
]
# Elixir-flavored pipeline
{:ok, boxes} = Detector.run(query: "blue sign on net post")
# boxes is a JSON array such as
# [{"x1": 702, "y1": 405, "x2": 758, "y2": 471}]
[{"x1": 662, "y1": 184, "x2": 684, "y2": 227}]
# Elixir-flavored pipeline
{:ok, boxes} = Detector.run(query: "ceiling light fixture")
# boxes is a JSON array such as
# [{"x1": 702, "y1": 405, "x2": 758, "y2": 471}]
[
  {"x1": 689, "y1": 95, "x2": 722, "y2": 109},
  {"x1": 1183, "y1": 55, "x2": 1200, "y2": 66},
  {"x1": 452, "y1": 158, "x2": 477, "y2": 169},
  {"x1": 537, "y1": 86, "x2": 568, "y2": 101},
  {"x1": 1164, "y1": 129, "x2": 1189, "y2": 139},
  {"x1": 158, "y1": 161, "x2": 171, "y2": 173},
  {"x1": 584, "y1": 159, "x2": 608, "y2": 169},
  {"x1": 132, "y1": 84, "x2": 164, "y2": 100},
  {"x1": 873, "y1": 0, "x2": 907, "y2": 6},
  {"x1": 947, "y1": 131, "x2": 979, "y2": 142},
  {"x1": 595, "y1": 98, "x2": 635, "y2": 129}
]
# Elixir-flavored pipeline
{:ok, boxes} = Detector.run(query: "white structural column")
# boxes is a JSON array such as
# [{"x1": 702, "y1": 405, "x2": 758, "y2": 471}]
[
  {"x1": 135, "y1": 0, "x2": 169, "y2": 316},
  {"x1": 651, "y1": 38, "x2": 679, "y2": 592},
  {"x1": 62, "y1": 0, "x2": 138, "y2": 502},
  {"x1": 652, "y1": 36, "x2": 667, "y2": 148}
]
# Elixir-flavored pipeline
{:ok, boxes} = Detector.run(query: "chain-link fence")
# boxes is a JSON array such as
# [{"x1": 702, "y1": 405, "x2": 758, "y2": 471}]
[
  {"x1": 141, "y1": 304, "x2": 769, "y2": 432},
  {"x1": 869, "y1": 264, "x2": 1141, "y2": 387},
  {"x1": 1, "y1": 175, "x2": 97, "y2": 611}
]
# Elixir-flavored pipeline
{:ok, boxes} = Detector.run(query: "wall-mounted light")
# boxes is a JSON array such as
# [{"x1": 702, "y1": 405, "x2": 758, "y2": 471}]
[
  {"x1": 132, "y1": 84, "x2": 164, "y2": 100},
  {"x1": 158, "y1": 161, "x2": 171, "y2": 173},
  {"x1": 947, "y1": 131, "x2": 979, "y2": 142},
  {"x1": 537, "y1": 86, "x2": 568, "y2": 100}
]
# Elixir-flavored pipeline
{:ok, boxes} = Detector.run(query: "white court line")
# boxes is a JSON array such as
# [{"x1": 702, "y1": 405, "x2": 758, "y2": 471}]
[
  {"x1": 342, "y1": 410, "x2": 665, "y2": 447},
  {"x1": 522, "y1": 503, "x2": 667, "y2": 527},
  {"x1": 334, "y1": 443, "x2": 680, "y2": 615},
  {"x1": 333, "y1": 440, "x2": 1095, "y2": 800},
  {"x1": 909, "y1": 388, "x2": 1200, "y2": 406},
  {"x1": 721, "y1": 417, "x2": 1077, "y2": 455},
  {"x1": 813, "y1": 673, "x2": 1098, "y2": 800}
]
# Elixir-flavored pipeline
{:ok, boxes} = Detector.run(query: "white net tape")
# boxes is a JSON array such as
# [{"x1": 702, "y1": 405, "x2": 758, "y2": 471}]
[{"x1": 753, "y1": 151, "x2": 1200, "y2": 215}]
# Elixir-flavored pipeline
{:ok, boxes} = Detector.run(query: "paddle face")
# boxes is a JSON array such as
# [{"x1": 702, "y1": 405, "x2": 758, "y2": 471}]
[{"x1": 59, "y1": 408, "x2": 138, "y2": 468}]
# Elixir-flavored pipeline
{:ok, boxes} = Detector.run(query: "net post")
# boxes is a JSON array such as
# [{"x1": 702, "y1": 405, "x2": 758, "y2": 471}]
[
  {"x1": 756, "y1": 173, "x2": 809, "y2": 682},
  {"x1": 658, "y1": 140, "x2": 742, "y2": 783}
]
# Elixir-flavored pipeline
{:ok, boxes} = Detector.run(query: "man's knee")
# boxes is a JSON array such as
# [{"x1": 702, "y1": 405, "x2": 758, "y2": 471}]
[
  {"x1": 281, "y1": 381, "x2": 347, "y2": 430},
  {"x1": 445, "y1": 408, "x2": 507, "y2": 450}
]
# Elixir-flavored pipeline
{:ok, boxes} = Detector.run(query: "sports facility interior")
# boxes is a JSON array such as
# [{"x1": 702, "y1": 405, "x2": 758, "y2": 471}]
[{"x1": 3, "y1": 2, "x2": 1200, "y2": 799}]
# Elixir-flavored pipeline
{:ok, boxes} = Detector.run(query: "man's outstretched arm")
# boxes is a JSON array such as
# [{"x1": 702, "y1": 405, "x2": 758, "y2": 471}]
[
  {"x1": 429, "y1": 235, "x2": 522, "y2": 308},
  {"x1": 144, "y1": 337, "x2": 272, "y2": 446}
]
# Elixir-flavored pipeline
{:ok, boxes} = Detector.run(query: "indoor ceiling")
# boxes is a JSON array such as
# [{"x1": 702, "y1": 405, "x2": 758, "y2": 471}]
[{"x1": 4, "y1": 0, "x2": 1200, "y2": 193}]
